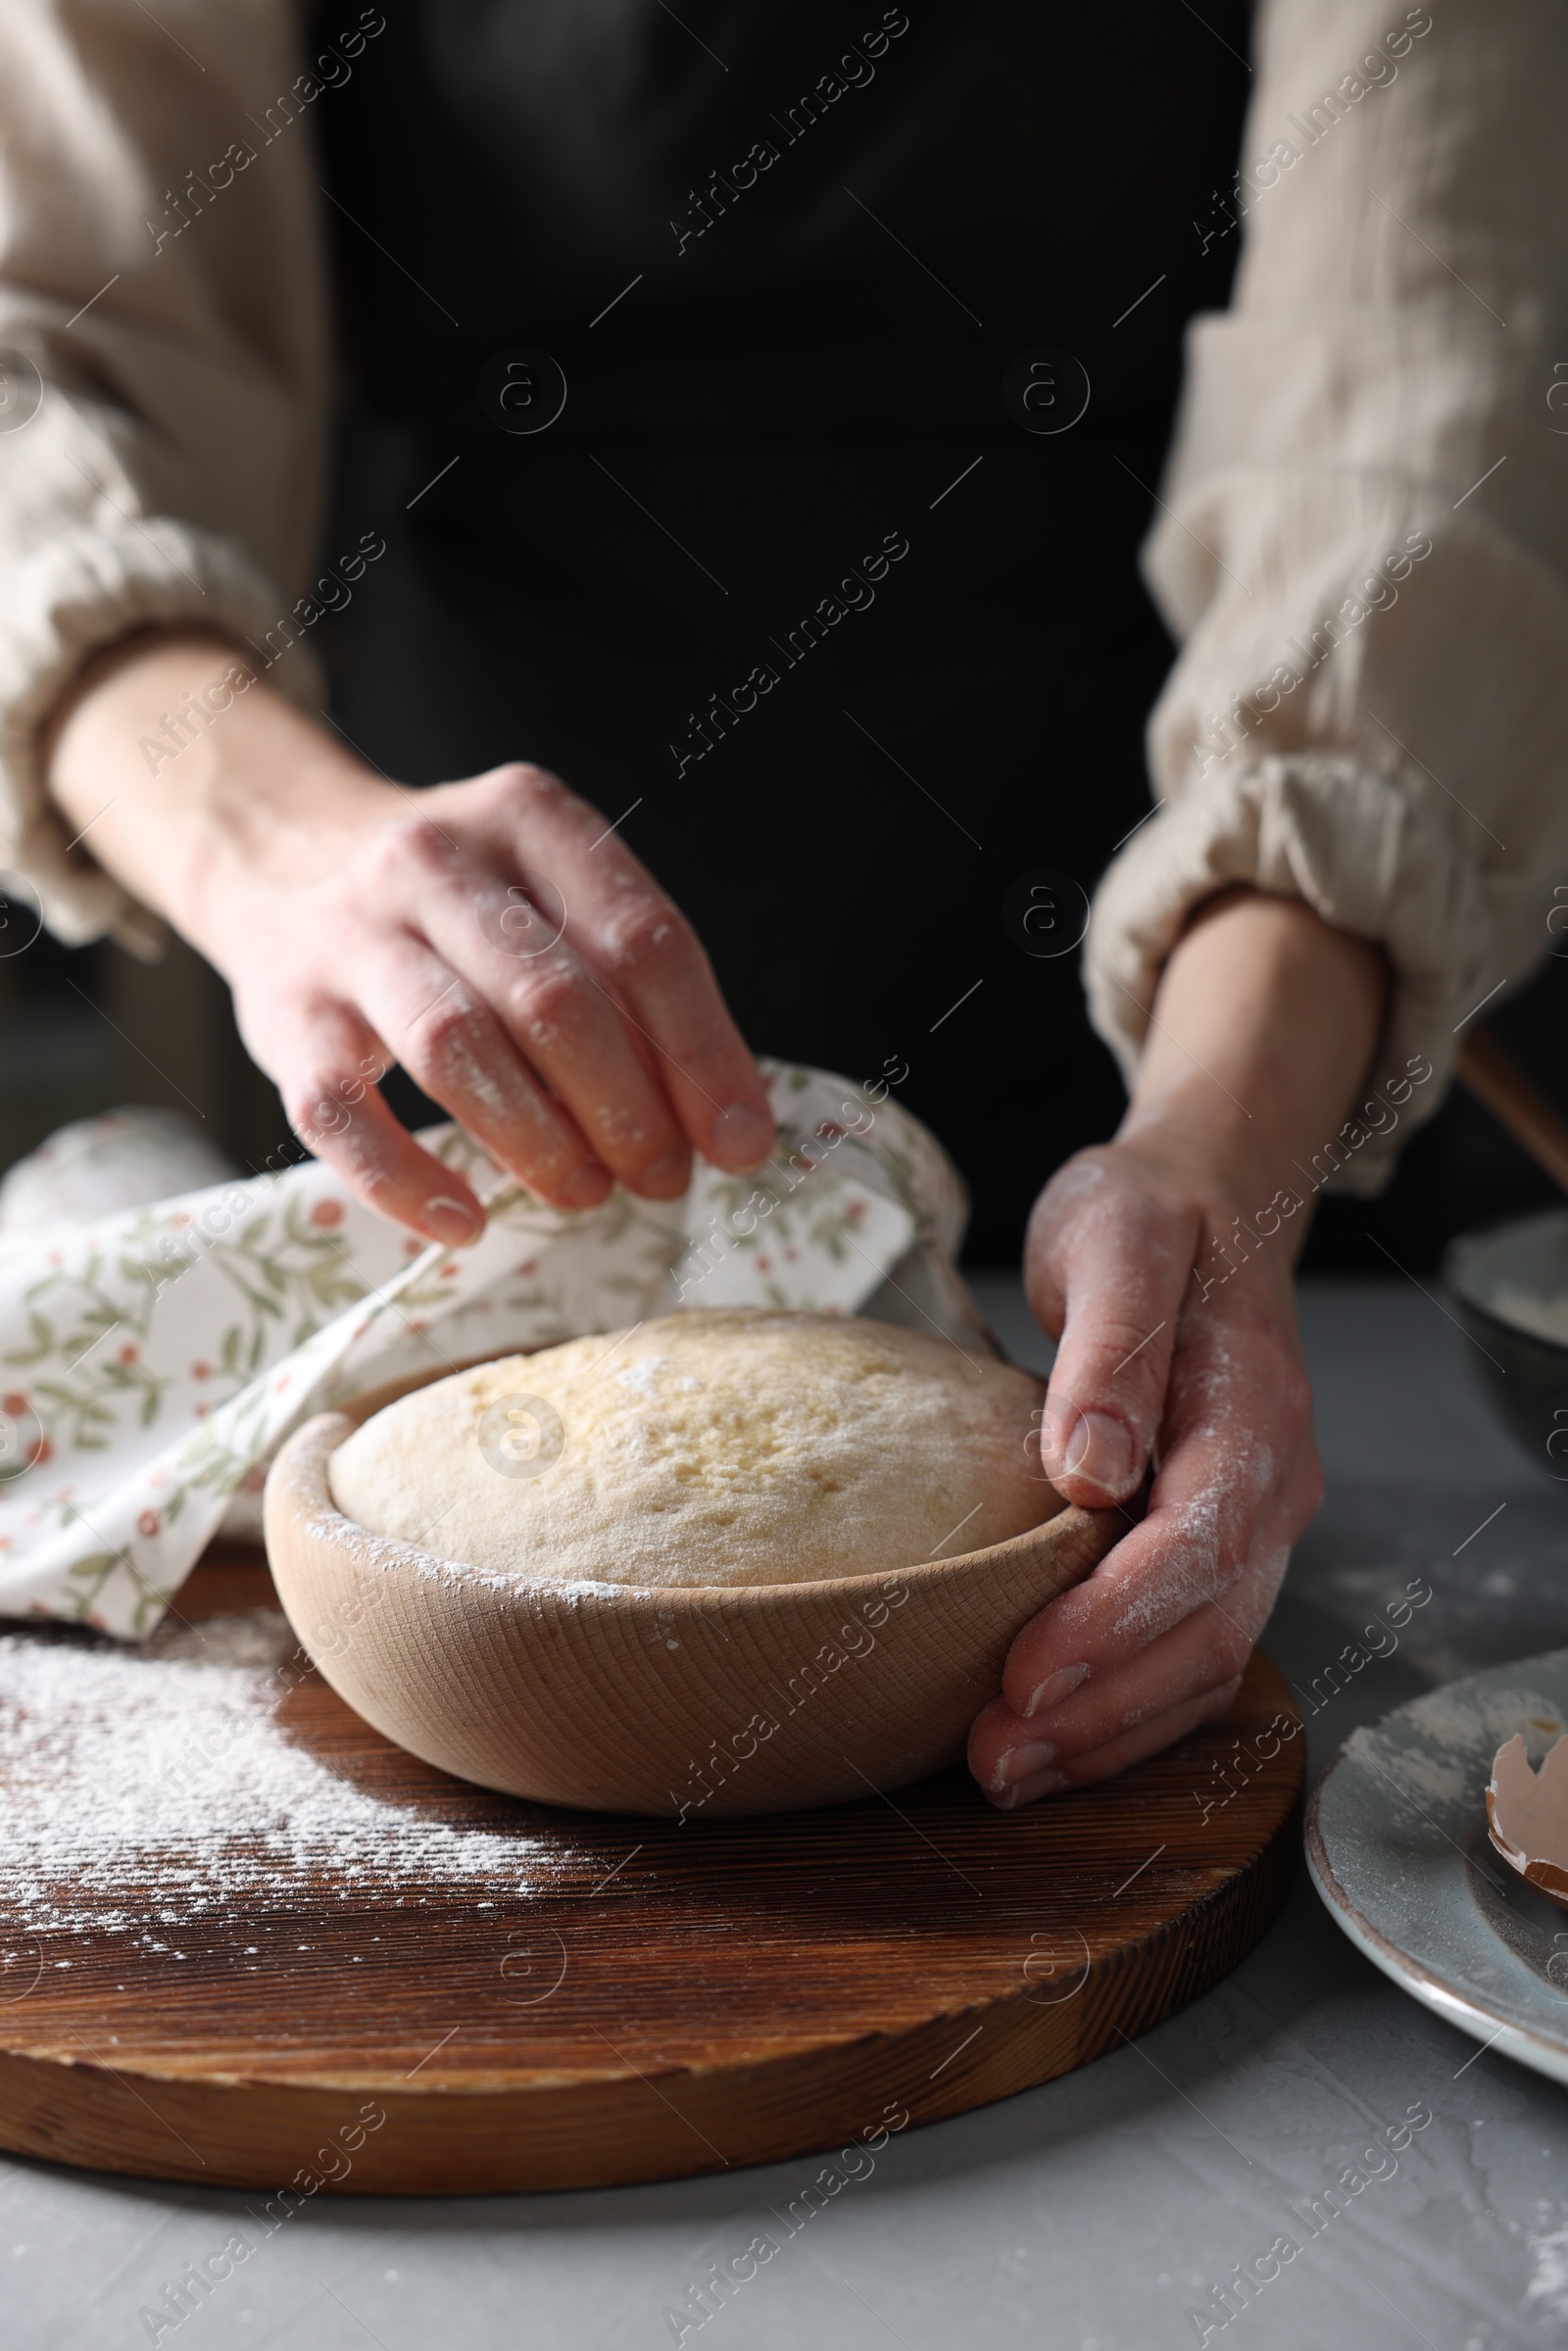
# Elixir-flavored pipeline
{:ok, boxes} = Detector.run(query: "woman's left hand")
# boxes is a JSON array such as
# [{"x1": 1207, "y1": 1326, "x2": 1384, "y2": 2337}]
[
  {"x1": 965, "y1": 884, "x2": 1390, "y2": 1807},
  {"x1": 966, "y1": 1129, "x2": 1321, "y2": 1806}
]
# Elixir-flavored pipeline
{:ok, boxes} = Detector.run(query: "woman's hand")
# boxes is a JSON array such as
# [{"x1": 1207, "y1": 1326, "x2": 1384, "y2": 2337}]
[
  {"x1": 45, "y1": 632, "x2": 775, "y2": 1242},
  {"x1": 968, "y1": 886, "x2": 1389, "y2": 1806},
  {"x1": 967, "y1": 1134, "x2": 1320, "y2": 1803}
]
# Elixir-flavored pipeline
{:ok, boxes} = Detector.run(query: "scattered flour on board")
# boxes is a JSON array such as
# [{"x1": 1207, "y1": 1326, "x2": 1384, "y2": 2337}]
[{"x1": 0, "y1": 1611, "x2": 558, "y2": 1937}]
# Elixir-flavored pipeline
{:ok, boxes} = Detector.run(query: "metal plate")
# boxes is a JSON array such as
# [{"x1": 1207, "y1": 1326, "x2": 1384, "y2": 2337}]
[{"x1": 1306, "y1": 1648, "x2": 1568, "y2": 2084}]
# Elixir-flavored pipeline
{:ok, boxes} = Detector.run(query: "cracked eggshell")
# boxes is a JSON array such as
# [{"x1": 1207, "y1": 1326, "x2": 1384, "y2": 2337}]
[{"x1": 1487, "y1": 1731, "x2": 1568, "y2": 1907}]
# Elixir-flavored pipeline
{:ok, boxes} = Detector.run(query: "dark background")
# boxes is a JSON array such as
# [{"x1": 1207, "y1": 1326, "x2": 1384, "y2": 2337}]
[{"x1": 5, "y1": 0, "x2": 1563, "y2": 1274}]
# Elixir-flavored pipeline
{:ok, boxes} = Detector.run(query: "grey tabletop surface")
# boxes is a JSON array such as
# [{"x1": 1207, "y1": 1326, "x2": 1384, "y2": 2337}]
[{"x1": 6, "y1": 1275, "x2": 1568, "y2": 2351}]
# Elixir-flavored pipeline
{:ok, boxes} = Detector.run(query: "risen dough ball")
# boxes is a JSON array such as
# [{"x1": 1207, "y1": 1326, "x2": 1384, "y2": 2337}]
[{"x1": 327, "y1": 1308, "x2": 1051, "y2": 1589}]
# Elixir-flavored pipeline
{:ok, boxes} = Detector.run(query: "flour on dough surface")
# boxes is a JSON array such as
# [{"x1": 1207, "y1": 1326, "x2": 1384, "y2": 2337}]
[{"x1": 328, "y1": 1308, "x2": 1051, "y2": 1589}]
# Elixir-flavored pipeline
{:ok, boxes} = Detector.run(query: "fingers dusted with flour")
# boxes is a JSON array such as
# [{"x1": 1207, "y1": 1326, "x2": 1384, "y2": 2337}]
[
  {"x1": 1015, "y1": 1125, "x2": 1314, "y2": 1717},
  {"x1": 42, "y1": 637, "x2": 774, "y2": 1239},
  {"x1": 1025, "y1": 1147, "x2": 1190, "y2": 1506},
  {"x1": 966, "y1": 886, "x2": 1387, "y2": 1808},
  {"x1": 462, "y1": 764, "x2": 777, "y2": 1176},
  {"x1": 967, "y1": 1225, "x2": 1319, "y2": 1805}
]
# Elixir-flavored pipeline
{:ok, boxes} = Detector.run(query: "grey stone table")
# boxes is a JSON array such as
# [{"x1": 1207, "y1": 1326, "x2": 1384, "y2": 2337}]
[{"x1": 6, "y1": 1277, "x2": 1568, "y2": 2351}]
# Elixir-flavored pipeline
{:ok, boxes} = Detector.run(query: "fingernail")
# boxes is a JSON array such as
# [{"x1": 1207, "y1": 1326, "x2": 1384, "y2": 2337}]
[
  {"x1": 636, "y1": 1147, "x2": 691, "y2": 1197},
  {"x1": 1063, "y1": 1409, "x2": 1137, "y2": 1497},
  {"x1": 1024, "y1": 1663, "x2": 1091, "y2": 1719},
  {"x1": 990, "y1": 1739, "x2": 1058, "y2": 1791},
  {"x1": 558, "y1": 1162, "x2": 613, "y2": 1209},
  {"x1": 710, "y1": 1101, "x2": 774, "y2": 1168},
  {"x1": 423, "y1": 1195, "x2": 483, "y2": 1245},
  {"x1": 992, "y1": 1768, "x2": 1072, "y2": 1810}
]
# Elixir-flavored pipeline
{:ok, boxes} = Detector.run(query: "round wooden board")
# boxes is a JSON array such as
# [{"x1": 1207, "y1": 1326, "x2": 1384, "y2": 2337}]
[{"x1": 0, "y1": 1546, "x2": 1302, "y2": 2196}]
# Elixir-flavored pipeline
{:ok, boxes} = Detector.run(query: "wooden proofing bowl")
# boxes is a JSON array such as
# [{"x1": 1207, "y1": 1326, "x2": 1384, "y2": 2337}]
[{"x1": 264, "y1": 1372, "x2": 1128, "y2": 1818}]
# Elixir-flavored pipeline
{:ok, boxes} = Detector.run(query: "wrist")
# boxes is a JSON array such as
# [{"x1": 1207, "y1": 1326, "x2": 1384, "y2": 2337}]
[
  {"x1": 1120, "y1": 888, "x2": 1386, "y2": 1219},
  {"x1": 45, "y1": 627, "x2": 393, "y2": 954}
]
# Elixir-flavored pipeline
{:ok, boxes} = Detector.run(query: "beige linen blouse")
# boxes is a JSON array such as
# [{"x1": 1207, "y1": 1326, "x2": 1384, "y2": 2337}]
[{"x1": 0, "y1": 0, "x2": 1564, "y2": 1190}]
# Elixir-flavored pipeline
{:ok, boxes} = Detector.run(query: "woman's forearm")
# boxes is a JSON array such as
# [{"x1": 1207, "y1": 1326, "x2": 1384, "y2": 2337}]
[
  {"x1": 1118, "y1": 885, "x2": 1389, "y2": 1255},
  {"x1": 44, "y1": 629, "x2": 391, "y2": 962}
]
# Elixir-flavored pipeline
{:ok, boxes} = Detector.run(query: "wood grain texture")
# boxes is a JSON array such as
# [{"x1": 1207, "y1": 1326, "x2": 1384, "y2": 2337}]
[
  {"x1": 265, "y1": 1405, "x2": 1129, "y2": 1817},
  {"x1": 0, "y1": 1547, "x2": 1302, "y2": 2195}
]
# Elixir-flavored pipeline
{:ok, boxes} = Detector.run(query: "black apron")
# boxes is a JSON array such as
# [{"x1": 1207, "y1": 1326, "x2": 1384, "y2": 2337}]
[{"x1": 311, "y1": 0, "x2": 1251, "y2": 1256}]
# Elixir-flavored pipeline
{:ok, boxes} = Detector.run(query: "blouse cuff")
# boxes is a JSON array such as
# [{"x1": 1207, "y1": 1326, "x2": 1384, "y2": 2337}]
[{"x1": 1083, "y1": 751, "x2": 1529, "y2": 1195}]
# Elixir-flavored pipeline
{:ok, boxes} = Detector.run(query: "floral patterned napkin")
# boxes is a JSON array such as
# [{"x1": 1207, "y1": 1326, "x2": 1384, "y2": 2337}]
[{"x1": 0, "y1": 1061, "x2": 983, "y2": 1639}]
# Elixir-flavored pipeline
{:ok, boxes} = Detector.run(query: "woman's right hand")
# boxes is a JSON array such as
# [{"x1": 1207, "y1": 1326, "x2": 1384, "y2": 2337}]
[{"x1": 45, "y1": 631, "x2": 775, "y2": 1243}]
